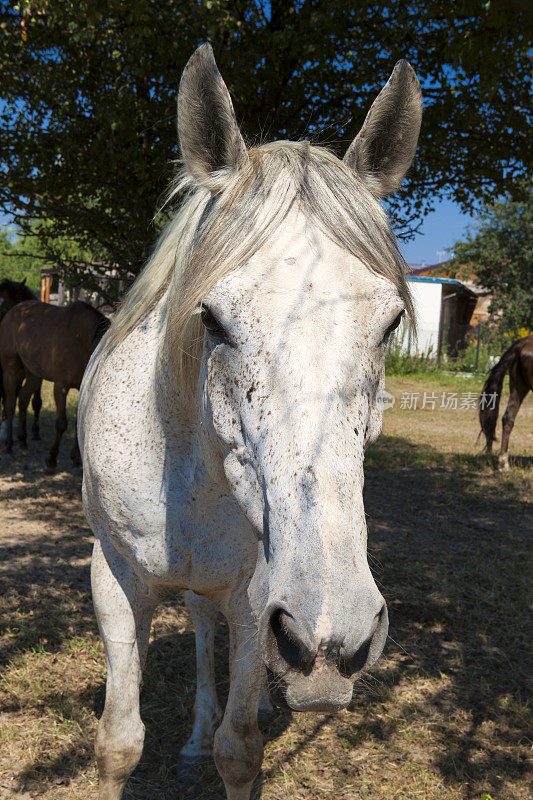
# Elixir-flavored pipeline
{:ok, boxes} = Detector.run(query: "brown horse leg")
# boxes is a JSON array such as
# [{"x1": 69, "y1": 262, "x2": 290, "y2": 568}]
[
  {"x1": 46, "y1": 383, "x2": 68, "y2": 471},
  {"x1": 3, "y1": 365, "x2": 24, "y2": 454},
  {"x1": 17, "y1": 382, "x2": 31, "y2": 448},
  {"x1": 498, "y1": 370, "x2": 529, "y2": 471},
  {"x1": 31, "y1": 382, "x2": 43, "y2": 440},
  {"x1": 17, "y1": 373, "x2": 41, "y2": 448},
  {"x1": 70, "y1": 412, "x2": 82, "y2": 468}
]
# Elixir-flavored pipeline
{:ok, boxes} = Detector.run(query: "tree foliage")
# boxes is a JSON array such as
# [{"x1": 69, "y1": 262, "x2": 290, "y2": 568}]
[
  {"x1": 0, "y1": 221, "x2": 95, "y2": 292},
  {"x1": 449, "y1": 193, "x2": 533, "y2": 334},
  {"x1": 0, "y1": 227, "x2": 43, "y2": 290},
  {"x1": 0, "y1": 0, "x2": 531, "y2": 299}
]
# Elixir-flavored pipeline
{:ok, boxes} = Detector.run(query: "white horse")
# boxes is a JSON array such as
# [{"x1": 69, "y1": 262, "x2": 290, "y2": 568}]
[{"x1": 79, "y1": 44, "x2": 422, "y2": 800}]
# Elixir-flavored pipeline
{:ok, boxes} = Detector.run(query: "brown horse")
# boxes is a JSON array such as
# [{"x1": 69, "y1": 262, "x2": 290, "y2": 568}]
[
  {"x1": 479, "y1": 333, "x2": 533, "y2": 470},
  {"x1": 0, "y1": 279, "x2": 42, "y2": 436},
  {"x1": 0, "y1": 287, "x2": 110, "y2": 470}
]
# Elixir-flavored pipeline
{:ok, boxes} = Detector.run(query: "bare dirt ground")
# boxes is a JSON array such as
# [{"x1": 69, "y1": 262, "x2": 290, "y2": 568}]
[{"x1": 0, "y1": 377, "x2": 531, "y2": 800}]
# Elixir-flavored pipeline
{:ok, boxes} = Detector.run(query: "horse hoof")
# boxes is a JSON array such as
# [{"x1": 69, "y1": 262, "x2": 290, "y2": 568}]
[{"x1": 172, "y1": 754, "x2": 214, "y2": 786}]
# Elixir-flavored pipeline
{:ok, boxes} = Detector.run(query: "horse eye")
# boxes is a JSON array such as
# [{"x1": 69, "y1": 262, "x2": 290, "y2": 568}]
[
  {"x1": 200, "y1": 304, "x2": 225, "y2": 336},
  {"x1": 382, "y1": 310, "x2": 405, "y2": 344}
]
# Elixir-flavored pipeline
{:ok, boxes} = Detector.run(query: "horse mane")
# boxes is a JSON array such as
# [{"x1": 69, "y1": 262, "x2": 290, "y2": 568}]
[{"x1": 105, "y1": 140, "x2": 414, "y2": 386}]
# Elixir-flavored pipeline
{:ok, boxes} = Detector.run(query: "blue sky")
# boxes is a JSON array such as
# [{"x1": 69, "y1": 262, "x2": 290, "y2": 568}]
[{"x1": 400, "y1": 198, "x2": 474, "y2": 266}]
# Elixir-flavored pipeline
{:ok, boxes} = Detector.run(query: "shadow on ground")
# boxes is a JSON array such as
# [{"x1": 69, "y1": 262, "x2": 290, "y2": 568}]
[
  {"x1": 0, "y1": 431, "x2": 531, "y2": 798},
  {"x1": 360, "y1": 435, "x2": 532, "y2": 798}
]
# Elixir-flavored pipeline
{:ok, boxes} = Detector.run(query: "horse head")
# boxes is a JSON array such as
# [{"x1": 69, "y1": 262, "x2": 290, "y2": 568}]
[
  {"x1": 173, "y1": 45, "x2": 422, "y2": 712},
  {"x1": 0, "y1": 278, "x2": 35, "y2": 321}
]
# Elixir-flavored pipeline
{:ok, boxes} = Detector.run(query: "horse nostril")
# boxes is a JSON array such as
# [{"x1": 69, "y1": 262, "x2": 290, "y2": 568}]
[
  {"x1": 350, "y1": 637, "x2": 372, "y2": 674},
  {"x1": 269, "y1": 609, "x2": 314, "y2": 671},
  {"x1": 339, "y1": 604, "x2": 388, "y2": 678},
  {"x1": 339, "y1": 636, "x2": 372, "y2": 678}
]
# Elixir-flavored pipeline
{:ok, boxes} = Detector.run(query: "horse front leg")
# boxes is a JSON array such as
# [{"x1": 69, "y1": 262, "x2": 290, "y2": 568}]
[
  {"x1": 178, "y1": 592, "x2": 271, "y2": 779},
  {"x1": 31, "y1": 381, "x2": 43, "y2": 440},
  {"x1": 46, "y1": 382, "x2": 68, "y2": 471},
  {"x1": 70, "y1": 412, "x2": 82, "y2": 468},
  {"x1": 2, "y1": 364, "x2": 23, "y2": 454},
  {"x1": 92, "y1": 536, "x2": 160, "y2": 800},
  {"x1": 16, "y1": 381, "x2": 30, "y2": 448},
  {"x1": 176, "y1": 591, "x2": 223, "y2": 772},
  {"x1": 17, "y1": 373, "x2": 41, "y2": 448},
  {"x1": 214, "y1": 593, "x2": 264, "y2": 800}
]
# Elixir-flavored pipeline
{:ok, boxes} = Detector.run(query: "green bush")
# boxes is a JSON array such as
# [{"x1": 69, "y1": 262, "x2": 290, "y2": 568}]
[
  {"x1": 385, "y1": 325, "x2": 438, "y2": 376},
  {"x1": 385, "y1": 325, "x2": 509, "y2": 377}
]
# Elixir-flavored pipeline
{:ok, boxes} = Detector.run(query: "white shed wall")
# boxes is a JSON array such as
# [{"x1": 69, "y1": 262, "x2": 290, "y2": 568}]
[{"x1": 401, "y1": 280, "x2": 442, "y2": 355}]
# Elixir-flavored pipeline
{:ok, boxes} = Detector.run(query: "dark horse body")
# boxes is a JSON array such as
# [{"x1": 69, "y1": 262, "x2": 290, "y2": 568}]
[
  {"x1": 0, "y1": 279, "x2": 110, "y2": 469},
  {"x1": 479, "y1": 333, "x2": 533, "y2": 470},
  {"x1": 0, "y1": 279, "x2": 39, "y2": 430}
]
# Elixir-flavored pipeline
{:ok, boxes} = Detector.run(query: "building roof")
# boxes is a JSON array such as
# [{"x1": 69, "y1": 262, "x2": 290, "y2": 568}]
[
  {"x1": 406, "y1": 274, "x2": 477, "y2": 297},
  {"x1": 407, "y1": 275, "x2": 461, "y2": 285}
]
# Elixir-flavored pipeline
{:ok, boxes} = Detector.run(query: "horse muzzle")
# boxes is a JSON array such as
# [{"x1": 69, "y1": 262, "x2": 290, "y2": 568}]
[
  {"x1": 267, "y1": 661, "x2": 354, "y2": 712},
  {"x1": 261, "y1": 603, "x2": 389, "y2": 712}
]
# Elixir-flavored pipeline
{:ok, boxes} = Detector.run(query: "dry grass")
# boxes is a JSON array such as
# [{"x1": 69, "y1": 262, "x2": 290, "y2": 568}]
[
  {"x1": 382, "y1": 373, "x2": 533, "y2": 460},
  {"x1": 0, "y1": 376, "x2": 531, "y2": 799}
]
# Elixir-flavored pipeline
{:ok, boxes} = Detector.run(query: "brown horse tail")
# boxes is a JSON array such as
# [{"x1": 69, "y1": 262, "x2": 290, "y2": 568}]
[{"x1": 479, "y1": 340, "x2": 521, "y2": 451}]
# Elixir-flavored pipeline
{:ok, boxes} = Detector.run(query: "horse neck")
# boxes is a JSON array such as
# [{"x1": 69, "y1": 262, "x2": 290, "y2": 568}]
[
  {"x1": 16, "y1": 288, "x2": 36, "y2": 304},
  {"x1": 8, "y1": 293, "x2": 27, "y2": 309},
  {"x1": 154, "y1": 334, "x2": 204, "y2": 467}
]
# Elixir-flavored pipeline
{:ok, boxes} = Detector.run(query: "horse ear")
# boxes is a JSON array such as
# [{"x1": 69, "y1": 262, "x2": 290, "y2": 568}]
[
  {"x1": 343, "y1": 60, "x2": 422, "y2": 197},
  {"x1": 20, "y1": 277, "x2": 26, "y2": 286},
  {"x1": 177, "y1": 43, "x2": 248, "y2": 187}
]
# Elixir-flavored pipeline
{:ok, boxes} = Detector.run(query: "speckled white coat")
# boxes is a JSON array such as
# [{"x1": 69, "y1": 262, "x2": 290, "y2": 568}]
[{"x1": 78, "y1": 43, "x2": 422, "y2": 800}]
